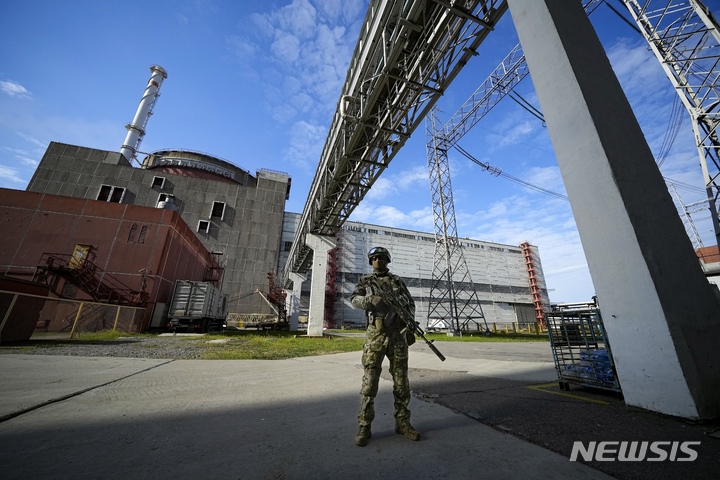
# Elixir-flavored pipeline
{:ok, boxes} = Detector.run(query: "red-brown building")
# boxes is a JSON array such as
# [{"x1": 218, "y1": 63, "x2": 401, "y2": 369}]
[{"x1": 0, "y1": 188, "x2": 220, "y2": 335}]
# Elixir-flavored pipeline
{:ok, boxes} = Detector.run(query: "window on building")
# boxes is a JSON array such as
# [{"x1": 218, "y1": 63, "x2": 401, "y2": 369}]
[
  {"x1": 127, "y1": 224, "x2": 149, "y2": 243},
  {"x1": 152, "y1": 176, "x2": 165, "y2": 189},
  {"x1": 97, "y1": 185, "x2": 125, "y2": 203},
  {"x1": 128, "y1": 224, "x2": 138, "y2": 242},
  {"x1": 283, "y1": 241, "x2": 293, "y2": 252},
  {"x1": 198, "y1": 220, "x2": 210, "y2": 233},
  {"x1": 157, "y1": 193, "x2": 175, "y2": 207},
  {"x1": 211, "y1": 201, "x2": 226, "y2": 220}
]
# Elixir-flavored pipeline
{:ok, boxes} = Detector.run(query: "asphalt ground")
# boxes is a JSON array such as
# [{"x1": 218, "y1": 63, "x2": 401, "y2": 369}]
[{"x1": 0, "y1": 339, "x2": 718, "y2": 479}]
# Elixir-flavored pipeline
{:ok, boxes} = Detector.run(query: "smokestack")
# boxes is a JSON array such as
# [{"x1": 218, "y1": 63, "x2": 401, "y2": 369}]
[{"x1": 120, "y1": 65, "x2": 167, "y2": 163}]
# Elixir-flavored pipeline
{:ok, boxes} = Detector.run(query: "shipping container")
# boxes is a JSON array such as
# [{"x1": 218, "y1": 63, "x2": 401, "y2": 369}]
[{"x1": 167, "y1": 281, "x2": 227, "y2": 332}]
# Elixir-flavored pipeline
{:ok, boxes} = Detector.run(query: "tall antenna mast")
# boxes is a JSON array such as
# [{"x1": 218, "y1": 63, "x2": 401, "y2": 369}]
[{"x1": 120, "y1": 65, "x2": 167, "y2": 164}]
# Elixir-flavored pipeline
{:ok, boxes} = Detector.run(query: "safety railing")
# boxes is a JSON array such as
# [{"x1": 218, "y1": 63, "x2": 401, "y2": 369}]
[{"x1": 0, "y1": 289, "x2": 146, "y2": 342}]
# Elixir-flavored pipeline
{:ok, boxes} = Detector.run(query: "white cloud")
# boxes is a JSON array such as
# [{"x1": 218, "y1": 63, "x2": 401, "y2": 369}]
[
  {"x1": 271, "y1": 32, "x2": 301, "y2": 63},
  {"x1": 350, "y1": 202, "x2": 433, "y2": 231},
  {"x1": 3, "y1": 147, "x2": 40, "y2": 168},
  {"x1": 15, "y1": 132, "x2": 45, "y2": 147},
  {"x1": 449, "y1": 186, "x2": 596, "y2": 302},
  {"x1": 314, "y1": 0, "x2": 365, "y2": 23},
  {"x1": 364, "y1": 165, "x2": 428, "y2": 201},
  {"x1": 270, "y1": 103, "x2": 298, "y2": 124},
  {"x1": 3, "y1": 147, "x2": 28, "y2": 155},
  {"x1": 524, "y1": 165, "x2": 567, "y2": 197},
  {"x1": 273, "y1": 0, "x2": 318, "y2": 40},
  {"x1": 365, "y1": 177, "x2": 395, "y2": 201},
  {"x1": 0, "y1": 165, "x2": 26, "y2": 183},
  {"x1": 227, "y1": 36, "x2": 257, "y2": 60},
  {"x1": 606, "y1": 38, "x2": 666, "y2": 100},
  {"x1": 283, "y1": 120, "x2": 326, "y2": 167},
  {"x1": 496, "y1": 120, "x2": 536, "y2": 147},
  {"x1": 232, "y1": 0, "x2": 363, "y2": 126},
  {"x1": 396, "y1": 165, "x2": 428, "y2": 189},
  {"x1": 19, "y1": 156, "x2": 39, "y2": 167},
  {"x1": 0, "y1": 81, "x2": 31, "y2": 98}
]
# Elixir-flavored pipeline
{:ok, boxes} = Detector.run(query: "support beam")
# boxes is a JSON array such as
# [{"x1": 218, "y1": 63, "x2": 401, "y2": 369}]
[
  {"x1": 508, "y1": 0, "x2": 720, "y2": 419},
  {"x1": 288, "y1": 272, "x2": 307, "y2": 332},
  {"x1": 305, "y1": 234, "x2": 336, "y2": 337}
]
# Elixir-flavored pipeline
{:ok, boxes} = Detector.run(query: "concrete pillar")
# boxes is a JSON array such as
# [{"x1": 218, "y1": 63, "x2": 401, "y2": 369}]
[
  {"x1": 288, "y1": 272, "x2": 307, "y2": 332},
  {"x1": 508, "y1": 0, "x2": 720, "y2": 419},
  {"x1": 305, "y1": 234, "x2": 336, "y2": 337}
]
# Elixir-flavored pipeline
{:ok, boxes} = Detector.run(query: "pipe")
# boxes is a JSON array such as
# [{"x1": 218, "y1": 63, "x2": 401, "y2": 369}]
[{"x1": 120, "y1": 65, "x2": 167, "y2": 163}]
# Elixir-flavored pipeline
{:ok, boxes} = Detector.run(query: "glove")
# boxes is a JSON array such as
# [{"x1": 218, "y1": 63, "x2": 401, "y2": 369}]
[{"x1": 366, "y1": 295, "x2": 390, "y2": 314}]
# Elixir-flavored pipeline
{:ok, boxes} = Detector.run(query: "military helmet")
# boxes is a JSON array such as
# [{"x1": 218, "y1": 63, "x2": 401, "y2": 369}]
[{"x1": 368, "y1": 246, "x2": 391, "y2": 265}]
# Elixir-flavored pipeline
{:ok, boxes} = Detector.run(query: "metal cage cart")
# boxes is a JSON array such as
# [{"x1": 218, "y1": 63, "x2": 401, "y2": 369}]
[{"x1": 546, "y1": 302, "x2": 622, "y2": 395}]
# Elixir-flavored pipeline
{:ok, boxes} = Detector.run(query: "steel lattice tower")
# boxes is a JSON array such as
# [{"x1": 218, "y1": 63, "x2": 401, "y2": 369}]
[
  {"x1": 423, "y1": 1, "x2": 605, "y2": 334},
  {"x1": 668, "y1": 183, "x2": 706, "y2": 249},
  {"x1": 621, "y1": 0, "x2": 720, "y2": 245},
  {"x1": 422, "y1": 0, "x2": 718, "y2": 334},
  {"x1": 426, "y1": 108, "x2": 488, "y2": 334}
]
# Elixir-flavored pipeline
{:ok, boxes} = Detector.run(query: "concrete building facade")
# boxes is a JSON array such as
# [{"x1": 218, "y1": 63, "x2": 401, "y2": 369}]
[
  {"x1": 9, "y1": 141, "x2": 548, "y2": 332},
  {"x1": 280, "y1": 212, "x2": 548, "y2": 329},
  {"x1": 26, "y1": 142, "x2": 291, "y2": 315}
]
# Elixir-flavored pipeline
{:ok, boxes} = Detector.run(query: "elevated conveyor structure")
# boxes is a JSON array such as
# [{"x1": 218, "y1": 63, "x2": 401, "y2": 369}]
[{"x1": 282, "y1": 0, "x2": 509, "y2": 287}]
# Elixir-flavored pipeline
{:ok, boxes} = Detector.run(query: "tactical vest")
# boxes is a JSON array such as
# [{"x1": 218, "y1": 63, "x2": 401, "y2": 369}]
[{"x1": 364, "y1": 272, "x2": 406, "y2": 330}]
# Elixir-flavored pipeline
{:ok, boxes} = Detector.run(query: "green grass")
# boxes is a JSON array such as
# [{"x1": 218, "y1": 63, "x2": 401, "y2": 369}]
[
  {"x1": 199, "y1": 331, "x2": 365, "y2": 360},
  {"x1": 17, "y1": 329, "x2": 546, "y2": 360},
  {"x1": 422, "y1": 332, "x2": 549, "y2": 342},
  {"x1": 326, "y1": 329, "x2": 549, "y2": 343}
]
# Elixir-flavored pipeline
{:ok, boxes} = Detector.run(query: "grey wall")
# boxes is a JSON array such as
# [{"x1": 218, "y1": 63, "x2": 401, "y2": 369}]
[
  {"x1": 28, "y1": 142, "x2": 290, "y2": 315},
  {"x1": 279, "y1": 212, "x2": 548, "y2": 328}
]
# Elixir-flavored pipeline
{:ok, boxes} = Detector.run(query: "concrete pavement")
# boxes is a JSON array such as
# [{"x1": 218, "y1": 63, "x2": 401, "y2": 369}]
[{"x1": 0, "y1": 343, "x2": 616, "y2": 480}]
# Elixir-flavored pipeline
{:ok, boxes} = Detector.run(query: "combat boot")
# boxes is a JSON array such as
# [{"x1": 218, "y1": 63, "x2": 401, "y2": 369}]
[
  {"x1": 395, "y1": 421, "x2": 421, "y2": 441},
  {"x1": 355, "y1": 425, "x2": 372, "y2": 446}
]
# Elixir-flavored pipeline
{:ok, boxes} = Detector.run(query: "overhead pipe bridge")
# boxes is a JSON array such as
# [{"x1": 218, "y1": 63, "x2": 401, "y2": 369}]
[{"x1": 282, "y1": 0, "x2": 509, "y2": 287}]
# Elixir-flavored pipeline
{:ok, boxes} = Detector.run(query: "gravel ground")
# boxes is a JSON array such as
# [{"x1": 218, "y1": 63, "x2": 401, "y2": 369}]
[{"x1": 0, "y1": 335, "x2": 220, "y2": 359}]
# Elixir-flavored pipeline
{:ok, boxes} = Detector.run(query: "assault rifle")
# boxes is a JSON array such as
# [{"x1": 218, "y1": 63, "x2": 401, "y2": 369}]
[{"x1": 368, "y1": 278, "x2": 446, "y2": 362}]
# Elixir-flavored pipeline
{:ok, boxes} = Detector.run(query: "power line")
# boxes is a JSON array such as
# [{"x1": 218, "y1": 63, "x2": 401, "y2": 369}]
[
  {"x1": 507, "y1": 91, "x2": 545, "y2": 124},
  {"x1": 665, "y1": 177, "x2": 706, "y2": 194},
  {"x1": 657, "y1": 95, "x2": 684, "y2": 168},
  {"x1": 603, "y1": 0, "x2": 643, "y2": 35},
  {"x1": 454, "y1": 144, "x2": 569, "y2": 201}
]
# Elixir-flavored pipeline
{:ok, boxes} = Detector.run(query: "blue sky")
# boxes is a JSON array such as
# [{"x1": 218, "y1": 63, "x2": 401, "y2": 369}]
[{"x1": 0, "y1": 0, "x2": 714, "y2": 303}]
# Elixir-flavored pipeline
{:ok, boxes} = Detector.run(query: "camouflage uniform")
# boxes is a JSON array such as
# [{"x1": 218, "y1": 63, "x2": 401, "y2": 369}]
[{"x1": 351, "y1": 271, "x2": 415, "y2": 432}]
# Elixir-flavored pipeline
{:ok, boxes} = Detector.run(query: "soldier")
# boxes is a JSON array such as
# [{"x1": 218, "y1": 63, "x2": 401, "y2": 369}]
[{"x1": 350, "y1": 246, "x2": 420, "y2": 447}]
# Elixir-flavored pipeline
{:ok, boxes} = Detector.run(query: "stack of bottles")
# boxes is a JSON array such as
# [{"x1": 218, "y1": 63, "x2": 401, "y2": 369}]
[{"x1": 562, "y1": 348, "x2": 614, "y2": 385}]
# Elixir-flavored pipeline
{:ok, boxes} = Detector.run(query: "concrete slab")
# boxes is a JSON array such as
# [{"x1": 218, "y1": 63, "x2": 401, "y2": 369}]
[
  {"x1": 0, "y1": 355, "x2": 170, "y2": 419},
  {"x1": 0, "y1": 352, "x2": 612, "y2": 480},
  {"x1": 408, "y1": 341, "x2": 558, "y2": 382}
]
